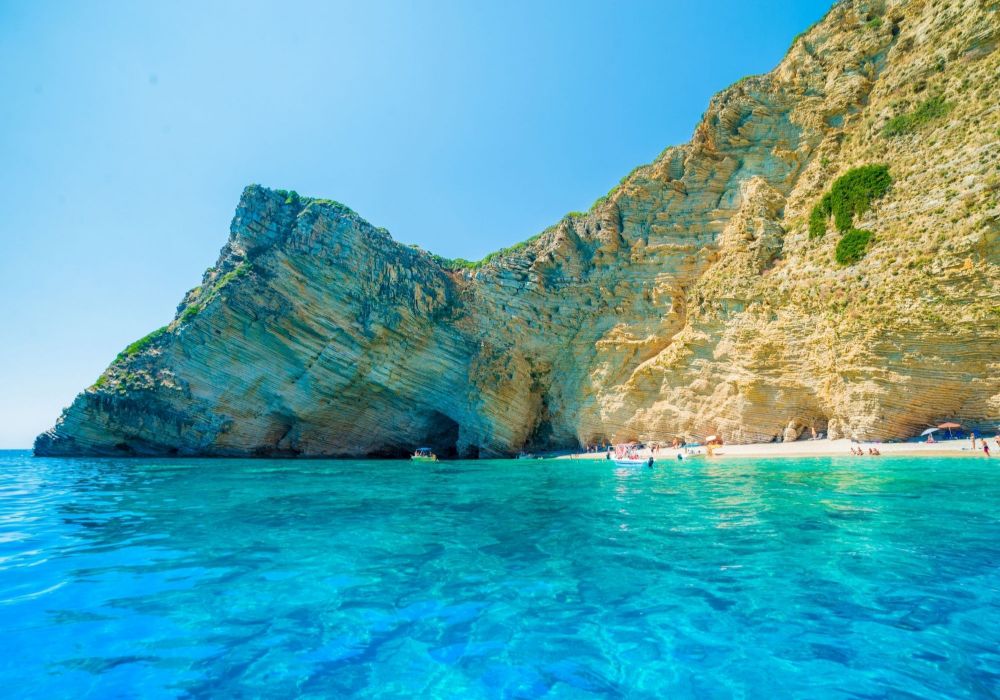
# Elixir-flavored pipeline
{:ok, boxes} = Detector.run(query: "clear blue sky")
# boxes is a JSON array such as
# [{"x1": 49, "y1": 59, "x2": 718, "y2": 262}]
[{"x1": 0, "y1": 0, "x2": 831, "y2": 448}]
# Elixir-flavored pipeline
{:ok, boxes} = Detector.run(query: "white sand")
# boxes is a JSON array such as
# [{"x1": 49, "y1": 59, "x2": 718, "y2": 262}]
[{"x1": 556, "y1": 437, "x2": 995, "y2": 460}]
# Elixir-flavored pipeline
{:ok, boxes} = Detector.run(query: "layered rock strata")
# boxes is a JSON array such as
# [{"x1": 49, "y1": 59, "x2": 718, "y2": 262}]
[{"x1": 37, "y1": 0, "x2": 1000, "y2": 457}]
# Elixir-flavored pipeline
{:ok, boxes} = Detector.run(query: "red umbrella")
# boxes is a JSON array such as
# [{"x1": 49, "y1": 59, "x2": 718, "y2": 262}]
[{"x1": 937, "y1": 422, "x2": 961, "y2": 438}]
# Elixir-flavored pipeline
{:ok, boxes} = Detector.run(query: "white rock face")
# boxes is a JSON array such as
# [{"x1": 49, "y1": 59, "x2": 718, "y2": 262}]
[{"x1": 37, "y1": 0, "x2": 1000, "y2": 457}]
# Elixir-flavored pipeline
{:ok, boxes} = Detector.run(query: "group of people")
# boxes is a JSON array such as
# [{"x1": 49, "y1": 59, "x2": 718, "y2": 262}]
[
  {"x1": 849, "y1": 445, "x2": 881, "y2": 456},
  {"x1": 586, "y1": 440, "x2": 682, "y2": 455},
  {"x1": 927, "y1": 431, "x2": 996, "y2": 456}
]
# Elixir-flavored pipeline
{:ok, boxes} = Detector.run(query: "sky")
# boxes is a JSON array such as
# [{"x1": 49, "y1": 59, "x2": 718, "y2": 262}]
[{"x1": 0, "y1": 0, "x2": 832, "y2": 448}]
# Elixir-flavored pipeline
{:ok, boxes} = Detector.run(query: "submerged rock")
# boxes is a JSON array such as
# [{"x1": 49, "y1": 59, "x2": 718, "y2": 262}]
[{"x1": 37, "y1": 0, "x2": 1000, "y2": 457}]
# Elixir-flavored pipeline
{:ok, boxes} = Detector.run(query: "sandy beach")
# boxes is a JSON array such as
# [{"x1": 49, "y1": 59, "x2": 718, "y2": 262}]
[{"x1": 557, "y1": 437, "x2": 994, "y2": 460}]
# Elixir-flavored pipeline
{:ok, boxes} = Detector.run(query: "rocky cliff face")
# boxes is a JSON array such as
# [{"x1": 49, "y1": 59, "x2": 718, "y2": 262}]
[{"x1": 37, "y1": 0, "x2": 1000, "y2": 457}]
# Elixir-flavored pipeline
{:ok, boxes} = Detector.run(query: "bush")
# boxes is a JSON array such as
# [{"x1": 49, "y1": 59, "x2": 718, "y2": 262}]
[
  {"x1": 115, "y1": 326, "x2": 168, "y2": 362},
  {"x1": 835, "y1": 229, "x2": 873, "y2": 265},
  {"x1": 590, "y1": 165, "x2": 645, "y2": 211},
  {"x1": 883, "y1": 95, "x2": 953, "y2": 137},
  {"x1": 809, "y1": 200, "x2": 829, "y2": 238},
  {"x1": 811, "y1": 165, "x2": 892, "y2": 234},
  {"x1": 432, "y1": 255, "x2": 478, "y2": 270},
  {"x1": 273, "y1": 189, "x2": 301, "y2": 205},
  {"x1": 178, "y1": 262, "x2": 249, "y2": 320},
  {"x1": 432, "y1": 232, "x2": 544, "y2": 270},
  {"x1": 214, "y1": 262, "x2": 250, "y2": 291}
]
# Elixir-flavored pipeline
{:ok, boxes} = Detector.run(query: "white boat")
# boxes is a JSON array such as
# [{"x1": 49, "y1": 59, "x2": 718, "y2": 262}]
[
  {"x1": 410, "y1": 447, "x2": 438, "y2": 463},
  {"x1": 614, "y1": 458, "x2": 651, "y2": 467}
]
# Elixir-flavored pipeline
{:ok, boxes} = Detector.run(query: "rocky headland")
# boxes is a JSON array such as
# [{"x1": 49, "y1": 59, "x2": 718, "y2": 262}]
[{"x1": 37, "y1": 0, "x2": 1000, "y2": 457}]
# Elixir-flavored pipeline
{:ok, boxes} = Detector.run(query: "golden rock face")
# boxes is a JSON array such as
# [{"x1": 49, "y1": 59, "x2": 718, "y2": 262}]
[{"x1": 37, "y1": 0, "x2": 1000, "y2": 457}]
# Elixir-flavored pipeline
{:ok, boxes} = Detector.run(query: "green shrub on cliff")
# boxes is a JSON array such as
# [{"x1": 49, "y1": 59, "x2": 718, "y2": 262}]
[
  {"x1": 432, "y1": 255, "x2": 478, "y2": 270},
  {"x1": 116, "y1": 326, "x2": 168, "y2": 362},
  {"x1": 810, "y1": 164, "x2": 892, "y2": 235},
  {"x1": 591, "y1": 165, "x2": 645, "y2": 211},
  {"x1": 274, "y1": 189, "x2": 300, "y2": 205},
  {"x1": 809, "y1": 202, "x2": 828, "y2": 239},
  {"x1": 214, "y1": 262, "x2": 250, "y2": 291},
  {"x1": 176, "y1": 262, "x2": 250, "y2": 322},
  {"x1": 882, "y1": 95, "x2": 953, "y2": 137},
  {"x1": 433, "y1": 232, "x2": 543, "y2": 270},
  {"x1": 835, "y1": 229, "x2": 873, "y2": 265}
]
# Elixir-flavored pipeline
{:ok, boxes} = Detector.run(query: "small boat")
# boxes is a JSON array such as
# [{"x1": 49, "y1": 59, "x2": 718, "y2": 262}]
[
  {"x1": 614, "y1": 458, "x2": 650, "y2": 467},
  {"x1": 517, "y1": 452, "x2": 537, "y2": 460},
  {"x1": 410, "y1": 447, "x2": 438, "y2": 463},
  {"x1": 612, "y1": 442, "x2": 653, "y2": 467}
]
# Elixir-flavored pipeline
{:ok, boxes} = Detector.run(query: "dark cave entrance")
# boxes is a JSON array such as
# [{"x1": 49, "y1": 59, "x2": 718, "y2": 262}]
[
  {"x1": 461, "y1": 443, "x2": 480, "y2": 459},
  {"x1": 419, "y1": 411, "x2": 460, "y2": 459}
]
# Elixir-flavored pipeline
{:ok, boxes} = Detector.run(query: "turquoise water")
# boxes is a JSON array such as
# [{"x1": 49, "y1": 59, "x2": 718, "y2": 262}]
[{"x1": 0, "y1": 451, "x2": 998, "y2": 698}]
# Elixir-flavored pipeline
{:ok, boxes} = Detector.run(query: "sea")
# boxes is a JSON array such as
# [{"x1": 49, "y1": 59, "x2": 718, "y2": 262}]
[{"x1": 0, "y1": 450, "x2": 997, "y2": 698}]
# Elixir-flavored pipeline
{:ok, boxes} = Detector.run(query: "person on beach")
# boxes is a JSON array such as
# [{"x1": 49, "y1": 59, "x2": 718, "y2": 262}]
[
  {"x1": 984, "y1": 441, "x2": 991, "y2": 457},
  {"x1": 971, "y1": 432, "x2": 977, "y2": 449}
]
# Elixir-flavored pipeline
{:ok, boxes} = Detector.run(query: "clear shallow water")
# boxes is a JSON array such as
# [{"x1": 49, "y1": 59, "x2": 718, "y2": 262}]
[{"x1": 0, "y1": 451, "x2": 998, "y2": 699}]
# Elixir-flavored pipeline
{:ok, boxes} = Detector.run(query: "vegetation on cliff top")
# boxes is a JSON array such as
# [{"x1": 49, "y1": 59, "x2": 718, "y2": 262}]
[
  {"x1": 116, "y1": 326, "x2": 168, "y2": 362},
  {"x1": 274, "y1": 189, "x2": 300, "y2": 205},
  {"x1": 591, "y1": 165, "x2": 646, "y2": 211},
  {"x1": 179, "y1": 262, "x2": 251, "y2": 322},
  {"x1": 430, "y1": 231, "x2": 546, "y2": 270}
]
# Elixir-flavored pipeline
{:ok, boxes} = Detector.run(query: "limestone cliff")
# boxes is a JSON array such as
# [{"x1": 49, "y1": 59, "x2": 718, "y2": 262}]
[{"x1": 36, "y1": 0, "x2": 1000, "y2": 457}]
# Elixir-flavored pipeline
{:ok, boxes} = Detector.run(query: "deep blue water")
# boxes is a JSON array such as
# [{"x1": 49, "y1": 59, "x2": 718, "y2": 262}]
[{"x1": 0, "y1": 451, "x2": 998, "y2": 698}]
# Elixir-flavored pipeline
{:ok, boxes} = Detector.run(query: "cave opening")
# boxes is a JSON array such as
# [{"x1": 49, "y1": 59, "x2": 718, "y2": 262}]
[
  {"x1": 419, "y1": 411, "x2": 460, "y2": 459},
  {"x1": 461, "y1": 444, "x2": 481, "y2": 459}
]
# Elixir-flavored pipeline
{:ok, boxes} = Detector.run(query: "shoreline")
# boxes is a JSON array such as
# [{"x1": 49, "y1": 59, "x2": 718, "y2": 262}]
[{"x1": 555, "y1": 437, "x2": 993, "y2": 460}]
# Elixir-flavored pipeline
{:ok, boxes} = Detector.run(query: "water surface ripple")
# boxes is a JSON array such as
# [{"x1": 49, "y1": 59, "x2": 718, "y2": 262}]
[{"x1": 0, "y1": 452, "x2": 997, "y2": 698}]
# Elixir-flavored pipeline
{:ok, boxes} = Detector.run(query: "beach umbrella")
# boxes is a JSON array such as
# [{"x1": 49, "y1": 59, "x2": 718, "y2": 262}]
[
  {"x1": 937, "y1": 422, "x2": 961, "y2": 438},
  {"x1": 920, "y1": 428, "x2": 938, "y2": 436}
]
